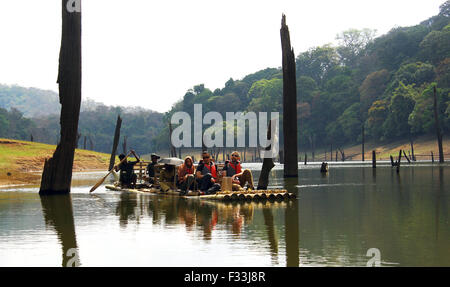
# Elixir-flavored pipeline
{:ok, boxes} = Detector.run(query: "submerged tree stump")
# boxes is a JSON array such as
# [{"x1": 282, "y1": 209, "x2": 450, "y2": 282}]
[
  {"x1": 433, "y1": 86, "x2": 444, "y2": 163},
  {"x1": 280, "y1": 14, "x2": 298, "y2": 178},
  {"x1": 40, "y1": 1, "x2": 82, "y2": 195}
]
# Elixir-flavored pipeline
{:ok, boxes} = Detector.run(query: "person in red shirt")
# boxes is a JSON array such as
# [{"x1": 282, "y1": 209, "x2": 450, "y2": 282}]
[
  {"x1": 177, "y1": 156, "x2": 195, "y2": 195},
  {"x1": 222, "y1": 151, "x2": 254, "y2": 191}
]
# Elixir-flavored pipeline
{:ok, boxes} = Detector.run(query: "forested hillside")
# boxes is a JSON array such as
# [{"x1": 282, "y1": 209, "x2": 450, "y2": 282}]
[{"x1": 153, "y1": 2, "x2": 450, "y2": 152}]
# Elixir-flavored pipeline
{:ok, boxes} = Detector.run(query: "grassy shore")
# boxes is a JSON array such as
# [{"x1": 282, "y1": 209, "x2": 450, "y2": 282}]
[
  {"x1": 309, "y1": 135, "x2": 449, "y2": 162},
  {"x1": 0, "y1": 138, "x2": 110, "y2": 186},
  {"x1": 155, "y1": 135, "x2": 449, "y2": 163}
]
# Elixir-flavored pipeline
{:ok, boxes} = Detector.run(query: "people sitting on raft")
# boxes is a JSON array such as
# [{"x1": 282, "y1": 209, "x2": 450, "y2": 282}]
[
  {"x1": 115, "y1": 150, "x2": 140, "y2": 189},
  {"x1": 222, "y1": 151, "x2": 254, "y2": 191},
  {"x1": 177, "y1": 156, "x2": 195, "y2": 196},
  {"x1": 196, "y1": 152, "x2": 221, "y2": 195},
  {"x1": 159, "y1": 164, "x2": 176, "y2": 192},
  {"x1": 146, "y1": 153, "x2": 160, "y2": 184}
]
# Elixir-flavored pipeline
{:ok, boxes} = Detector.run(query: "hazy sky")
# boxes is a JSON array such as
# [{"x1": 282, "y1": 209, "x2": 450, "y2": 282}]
[{"x1": 0, "y1": 0, "x2": 444, "y2": 112}]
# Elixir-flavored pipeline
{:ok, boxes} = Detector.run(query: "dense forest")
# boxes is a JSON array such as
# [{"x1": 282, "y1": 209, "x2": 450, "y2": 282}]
[
  {"x1": 154, "y1": 1, "x2": 449, "y2": 152},
  {"x1": 1, "y1": 2, "x2": 449, "y2": 156}
]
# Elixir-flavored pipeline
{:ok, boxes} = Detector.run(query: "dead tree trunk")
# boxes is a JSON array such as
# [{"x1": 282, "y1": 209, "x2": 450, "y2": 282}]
[
  {"x1": 83, "y1": 136, "x2": 86, "y2": 150},
  {"x1": 280, "y1": 14, "x2": 298, "y2": 178},
  {"x1": 122, "y1": 136, "x2": 127, "y2": 154},
  {"x1": 409, "y1": 136, "x2": 415, "y2": 161},
  {"x1": 372, "y1": 150, "x2": 376, "y2": 168},
  {"x1": 433, "y1": 86, "x2": 444, "y2": 163},
  {"x1": 108, "y1": 115, "x2": 122, "y2": 171},
  {"x1": 258, "y1": 120, "x2": 276, "y2": 190},
  {"x1": 40, "y1": 1, "x2": 82, "y2": 195},
  {"x1": 75, "y1": 133, "x2": 81, "y2": 148},
  {"x1": 396, "y1": 149, "x2": 402, "y2": 173}
]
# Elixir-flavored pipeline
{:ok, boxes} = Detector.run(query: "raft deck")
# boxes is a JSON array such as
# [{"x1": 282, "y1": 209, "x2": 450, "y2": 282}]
[{"x1": 104, "y1": 184, "x2": 296, "y2": 202}]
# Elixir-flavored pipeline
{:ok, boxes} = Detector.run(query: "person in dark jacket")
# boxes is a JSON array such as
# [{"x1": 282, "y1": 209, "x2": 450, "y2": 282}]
[
  {"x1": 195, "y1": 152, "x2": 220, "y2": 194},
  {"x1": 115, "y1": 150, "x2": 140, "y2": 188}
]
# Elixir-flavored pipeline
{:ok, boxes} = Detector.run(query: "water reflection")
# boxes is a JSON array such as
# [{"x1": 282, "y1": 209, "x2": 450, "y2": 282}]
[
  {"x1": 284, "y1": 177, "x2": 299, "y2": 267},
  {"x1": 40, "y1": 194, "x2": 80, "y2": 267},
  {"x1": 1, "y1": 164, "x2": 448, "y2": 266}
]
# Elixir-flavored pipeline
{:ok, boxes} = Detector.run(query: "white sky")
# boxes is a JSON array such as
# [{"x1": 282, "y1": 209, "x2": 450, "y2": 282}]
[{"x1": 0, "y1": 0, "x2": 444, "y2": 113}]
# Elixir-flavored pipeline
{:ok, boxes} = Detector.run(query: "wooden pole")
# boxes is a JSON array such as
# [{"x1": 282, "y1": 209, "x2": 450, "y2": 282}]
[
  {"x1": 433, "y1": 86, "x2": 444, "y2": 163},
  {"x1": 108, "y1": 115, "x2": 122, "y2": 171},
  {"x1": 40, "y1": 1, "x2": 82, "y2": 195},
  {"x1": 372, "y1": 150, "x2": 376, "y2": 168},
  {"x1": 280, "y1": 14, "x2": 298, "y2": 178},
  {"x1": 362, "y1": 125, "x2": 365, "y2": 161}
]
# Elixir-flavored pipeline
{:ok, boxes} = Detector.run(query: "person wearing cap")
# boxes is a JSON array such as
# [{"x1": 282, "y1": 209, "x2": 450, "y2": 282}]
[
  {"x1": 115, "y1": 150, "x2": 140, "y2": 188},
  {"x1": 222, "y1": 151, "x2": 254, "y2": 191},
  {"x1": 177, "y1": 156, "x2": 195, "y2": 195},
  {"x1": 146, "y1": 153, "x2": 160, "y2": 184},
  {"x1": 195, "y1": 151, "x2": 220, "y2": 194}
]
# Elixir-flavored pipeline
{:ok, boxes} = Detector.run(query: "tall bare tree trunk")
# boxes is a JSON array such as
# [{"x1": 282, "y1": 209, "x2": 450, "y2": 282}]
[
  {"x1": 257, "y1": 120, "x2": 276, "y2": 190},
  {"x1": 433, "y1": 86, "x2": 444, "y2": 163},
  {"x1": 40, "y1": 1, "x2": 82, "y2": 195},
  {"x1": 280, "y1": 14, "x2": 298, "y2": 178},
  {"x1": 122, "y1": 136, "x2": 127, "y2": 154},
  {"x1": 109, "y1": 115, "x2": 122, "y2": 171}
]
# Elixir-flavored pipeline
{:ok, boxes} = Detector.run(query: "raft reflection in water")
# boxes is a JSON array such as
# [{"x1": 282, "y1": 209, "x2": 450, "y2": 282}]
[{"x1": 114, "y1": 192, "x2": 300, "y2": 266}]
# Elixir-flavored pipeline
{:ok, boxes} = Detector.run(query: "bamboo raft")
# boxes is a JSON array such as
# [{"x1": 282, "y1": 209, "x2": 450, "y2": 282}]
[{"x1": 104, "y1": 184, "x2": 296, "y2": 202}]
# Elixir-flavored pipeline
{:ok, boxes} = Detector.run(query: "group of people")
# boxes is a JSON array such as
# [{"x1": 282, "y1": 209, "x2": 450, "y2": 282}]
[{"x1": 115, "y1": 150, "x2": 255, "y2": 196}]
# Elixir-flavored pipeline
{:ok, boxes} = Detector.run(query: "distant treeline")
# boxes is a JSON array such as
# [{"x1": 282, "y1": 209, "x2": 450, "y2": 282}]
[
  {"x1": 0, "y1": 104, "x2": 164, "y2": 155},
  {"x1": 152, "y1": 2, "x2": 450, "y2": 151}
]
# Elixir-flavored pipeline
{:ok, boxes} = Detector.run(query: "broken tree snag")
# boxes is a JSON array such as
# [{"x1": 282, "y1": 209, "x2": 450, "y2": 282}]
[
  {"x1": 122, "y1": 136, "x2": 127, "y2": 154},
  {"x1": 108, "y1": 115, "x2": 122, "y2": 171},
  {"x1": 410, "y1": 136, "x2": 416, "y2": 161},
  {"x1": 433, "y1": 86, "x2": 444, "y2": 163},
  {"x1": 258, "y1": 120, "x2": 276, "y2": 190},
  {"x1": 390, "y1": 155, "x2": 395, "y2": 166},
  {"x1": 281, "y1": 14, "x2": 298, "y2": 178},
  {"x1": 40, "y1": 1, "x2": 82, "y2": 195},
  {"x1": 403, "y1": 150, "x2": 411, "y2": 164},
  {"x1": 372, "y1": 150, "x2": 376, "y2": 168},
  {"x1": 396, "y1": 149, "x2": 402, "y2": 173}
]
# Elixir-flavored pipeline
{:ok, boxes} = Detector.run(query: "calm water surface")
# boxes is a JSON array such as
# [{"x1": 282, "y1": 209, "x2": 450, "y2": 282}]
[{"x1": 0, "y1": 162, "x2": 449, "y2": 267}]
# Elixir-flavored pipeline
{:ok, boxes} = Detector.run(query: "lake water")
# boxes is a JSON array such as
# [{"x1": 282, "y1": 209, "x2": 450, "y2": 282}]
[{"x1": 0, "y1": 162, "x2": 449, "y2": 267}]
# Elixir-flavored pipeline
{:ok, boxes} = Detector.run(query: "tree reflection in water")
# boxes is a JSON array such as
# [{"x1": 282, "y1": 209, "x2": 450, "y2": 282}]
[{"x1": 40, "y1": 194, "x2": 80, "y2": 267}]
